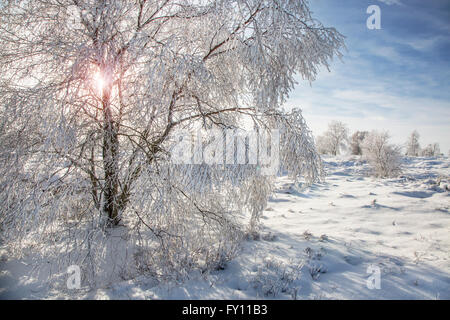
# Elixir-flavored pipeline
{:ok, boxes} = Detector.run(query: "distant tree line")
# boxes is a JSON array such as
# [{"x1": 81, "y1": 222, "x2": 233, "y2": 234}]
[{"x1": 314, "y1": 121, "x2": 444, "y2": 178}]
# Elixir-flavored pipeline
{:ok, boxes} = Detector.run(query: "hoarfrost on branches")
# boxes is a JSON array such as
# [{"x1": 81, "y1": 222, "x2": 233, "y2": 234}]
[
  {"x1": 362, "y1": 131, "x2": 402, "y2": 178},
  {"x1": 315, "y1": 121, "x2": 349, "y2": 156},
  {"x1": 0, "y1": 0, "x2": 344, "y2": 286}
]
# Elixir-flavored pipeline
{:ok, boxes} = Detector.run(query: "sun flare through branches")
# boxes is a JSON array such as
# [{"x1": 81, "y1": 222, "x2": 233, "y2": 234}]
[{"x1": 93, "y1": 70, "x2": 106, "y2": 97}]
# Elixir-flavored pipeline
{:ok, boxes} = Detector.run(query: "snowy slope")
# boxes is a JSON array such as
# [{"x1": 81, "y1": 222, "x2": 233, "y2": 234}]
[{"x1": 1, "y1": 156, "x2": 449, "y2": 299}]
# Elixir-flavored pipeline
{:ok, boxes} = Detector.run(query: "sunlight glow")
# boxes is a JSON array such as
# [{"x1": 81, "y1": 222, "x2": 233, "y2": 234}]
[{"x1": 93, "y1": 71, "x2": 106, "y2": 96}]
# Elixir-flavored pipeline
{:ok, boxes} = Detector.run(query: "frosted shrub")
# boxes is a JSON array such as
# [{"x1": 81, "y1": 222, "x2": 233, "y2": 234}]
[
  {"x1": 251, "y1": 257, "x2": 304, "y2": 298},
  {"x1": 315, "y1": 135, "x2": 331, "y2": 155},
  {"x1": 421, "y1": 143, "x2": 441, "y2": 157},
  {"x1": 362, "y1": 131, "x2": 402, "y2": 178}
]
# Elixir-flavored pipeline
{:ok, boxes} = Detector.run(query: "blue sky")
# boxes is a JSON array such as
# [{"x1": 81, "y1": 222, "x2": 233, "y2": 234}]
[{"x1": 287, "y1": 0, "x2": 450, "y2": 153}]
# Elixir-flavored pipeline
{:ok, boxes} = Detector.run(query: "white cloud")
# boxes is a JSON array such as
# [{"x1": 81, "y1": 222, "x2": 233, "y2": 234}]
[
  {"x1": 402, "y1": 36, "x2": 443, "y2": 52},
  {"x1": 377, "y1": 0, "x2": 402, "y2": 5},
  {"x1": 369, "y1": 46, "x2": 403, "y2": 63}
]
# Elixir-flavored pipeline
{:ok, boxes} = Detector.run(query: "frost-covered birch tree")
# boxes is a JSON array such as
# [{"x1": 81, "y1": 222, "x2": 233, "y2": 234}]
[
  {"x1": 405, "y1": 130, "x2": 420, "y2": 157},
  {"x1": 0, "y1": 0, "x2": 344, "y2": 284},
  {"x1": 317, "y1": 121, "x2": 348, "y2": 156}
]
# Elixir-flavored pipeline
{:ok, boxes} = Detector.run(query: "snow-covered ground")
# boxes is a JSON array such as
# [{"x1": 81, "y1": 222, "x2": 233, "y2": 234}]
[{"x1": 1, "y1": 156, "x2": 449, "y2": 299}]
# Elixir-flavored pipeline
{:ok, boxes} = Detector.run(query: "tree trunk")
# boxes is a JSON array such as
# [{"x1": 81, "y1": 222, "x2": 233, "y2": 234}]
[{"x1": 102, "y1": 85, "x2": 120, "y2": 226}]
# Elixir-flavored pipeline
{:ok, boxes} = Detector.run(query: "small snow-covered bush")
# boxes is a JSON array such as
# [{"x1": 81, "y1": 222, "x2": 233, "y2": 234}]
[
  {"x1": 308, "y1": 263, "x2": 327, "y2": 280},
  {"x1": 315, "y1": 135, "x2": 332, "y2": 155},
  {"x1": 250, "y1": 257, "x2": 304, "y2": 298},
  {"x1": 362, "y1": 131, "x2": 402, "y2": 178},
  {"x1": 421, "y1": 143, "x2": 441, "y2": 157}
]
